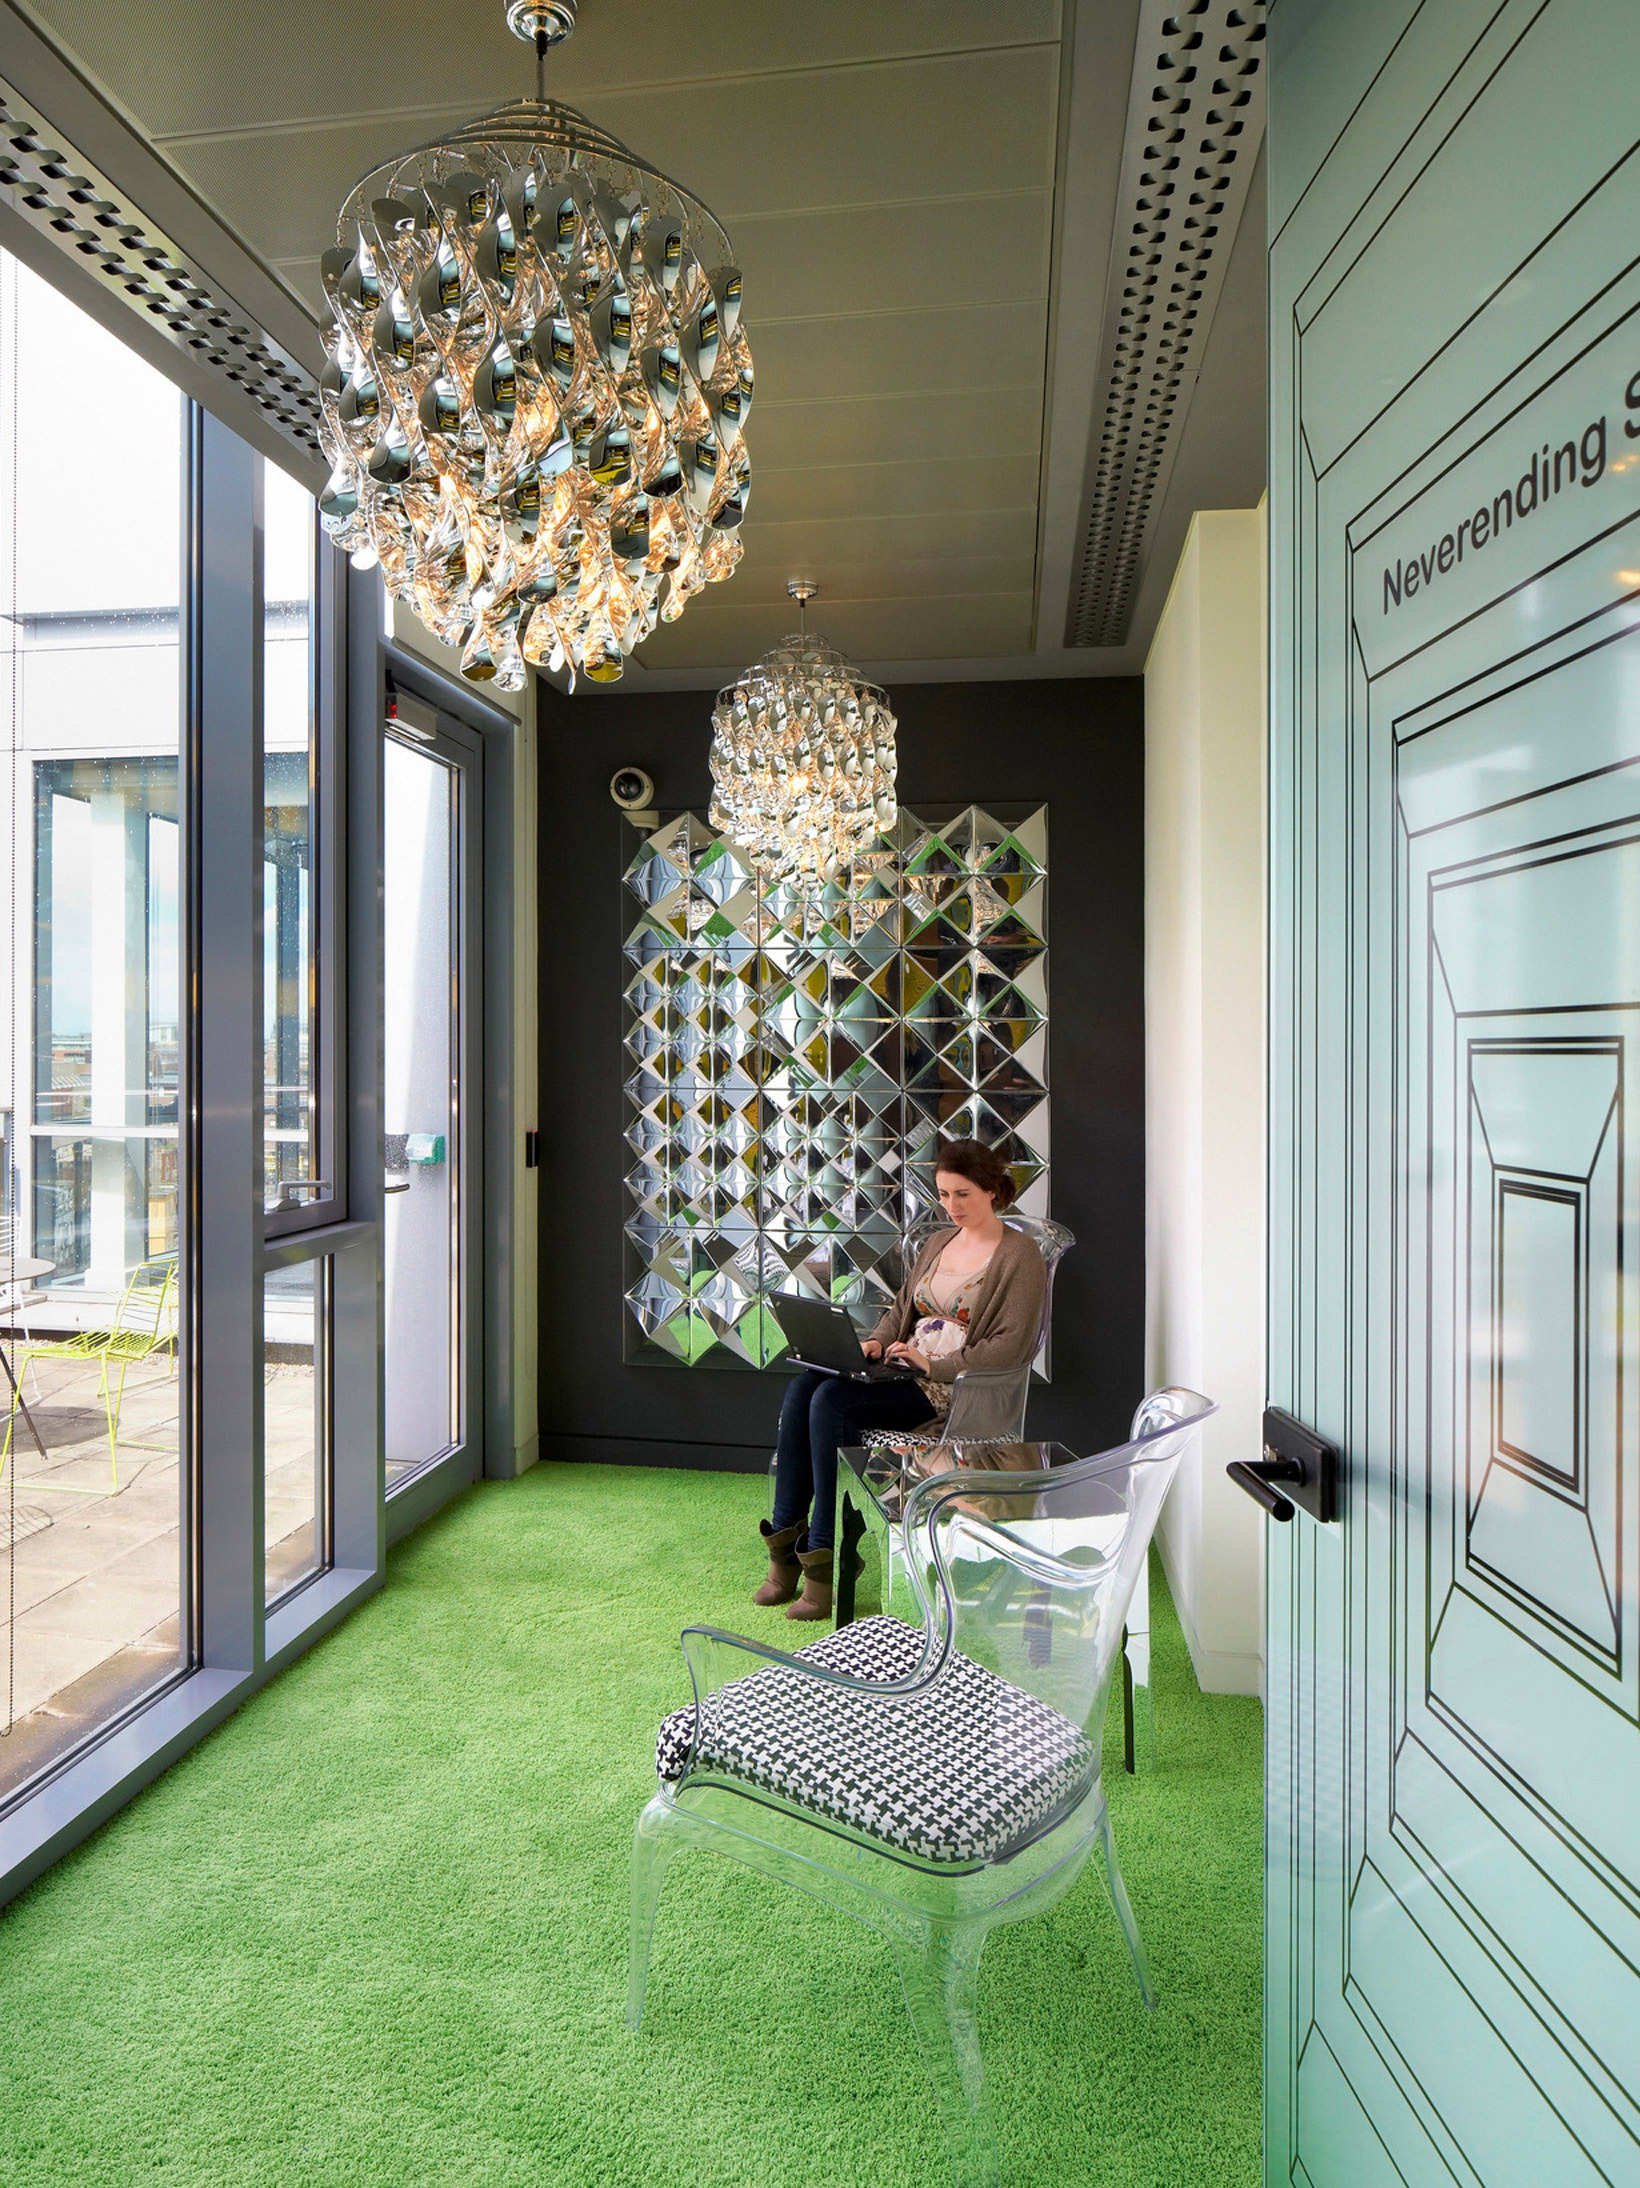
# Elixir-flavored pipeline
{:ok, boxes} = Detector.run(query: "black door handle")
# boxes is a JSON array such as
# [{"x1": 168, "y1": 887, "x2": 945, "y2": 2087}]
[
  {"x1": 1227, "y1": 1408, "x2": 1339, "y2": 1524},
  {"x1": 1227, "y1": 1456, "x2": 1302, "y2": 1522}
]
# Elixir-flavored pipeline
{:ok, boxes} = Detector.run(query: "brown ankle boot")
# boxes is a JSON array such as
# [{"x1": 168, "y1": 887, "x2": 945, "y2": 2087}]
[
  {"x1": 786, "y1": 1540, "x2": 835, "y2": 1622},
  {"x1": 754, "y1": 1521, "x2": 804, "y2": 1606}
]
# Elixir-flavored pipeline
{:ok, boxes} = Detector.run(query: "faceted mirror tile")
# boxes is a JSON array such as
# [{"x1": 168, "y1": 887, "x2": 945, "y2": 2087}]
[
  {"x1": 693, "y1": 838, "x2": 756, "y2": 905},
  {"x1": 623, "y1": 837, "x2": 689, "y2": 908}
]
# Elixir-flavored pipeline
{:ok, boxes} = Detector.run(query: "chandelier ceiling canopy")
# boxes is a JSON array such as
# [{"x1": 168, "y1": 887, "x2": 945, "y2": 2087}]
[
  {"x1": 316, "y1": 0, "x2": 751, "y2": 690},
  {"x1": 708, "y1": 583, "x2": 899, "y2": 887}
]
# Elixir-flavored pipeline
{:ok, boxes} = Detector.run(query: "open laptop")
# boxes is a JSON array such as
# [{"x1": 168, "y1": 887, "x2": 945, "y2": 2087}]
[{"x1": 770, "y1": 1296, "x2": 920, "y2": 1383}]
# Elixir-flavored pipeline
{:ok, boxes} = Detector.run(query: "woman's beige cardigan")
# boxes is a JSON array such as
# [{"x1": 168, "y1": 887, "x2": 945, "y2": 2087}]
[{"x1": 867, "y1": 1226, "x2": 1046, "y2": 1384}]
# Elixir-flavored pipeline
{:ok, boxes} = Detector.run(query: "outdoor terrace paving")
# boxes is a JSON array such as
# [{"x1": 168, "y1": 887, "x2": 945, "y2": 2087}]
[{"x1": 0, "y1": 1341, "x2": 318, "y2": 1800}]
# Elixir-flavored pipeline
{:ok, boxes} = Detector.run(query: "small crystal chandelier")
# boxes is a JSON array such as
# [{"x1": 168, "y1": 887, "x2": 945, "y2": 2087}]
[
  {"x1": 316, "y1": 0, "x2": 751, "y2": 689},
  {"x1": 709, "y1": 582, "x2": 899, "y2": 885}
]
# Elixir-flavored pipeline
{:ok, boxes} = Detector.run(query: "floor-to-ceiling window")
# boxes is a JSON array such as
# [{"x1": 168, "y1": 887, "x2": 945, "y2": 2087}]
[
  {"x1": 0, "y1": 253, "x2": 188, "y2": 1799},
  {"x1": 0, "y1": 236, "x2": 387, "y2": 1876}
]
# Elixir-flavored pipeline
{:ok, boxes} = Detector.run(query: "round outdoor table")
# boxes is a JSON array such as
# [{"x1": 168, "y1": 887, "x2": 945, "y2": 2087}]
[{"x1": 0, "y1": 1256, "x2": 56, "y2": 1462}]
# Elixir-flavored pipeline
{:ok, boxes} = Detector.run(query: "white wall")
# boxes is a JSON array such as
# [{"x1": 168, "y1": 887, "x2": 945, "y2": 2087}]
[{"x1": 1145, "y1": 506, "x2": 1266, "y2": 1696}]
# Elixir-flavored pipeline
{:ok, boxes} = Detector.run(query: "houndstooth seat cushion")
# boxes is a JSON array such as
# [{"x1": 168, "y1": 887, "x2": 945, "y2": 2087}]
[{"x1": 654, "y1": 1614, "x2": 1093, "y2": 1864}]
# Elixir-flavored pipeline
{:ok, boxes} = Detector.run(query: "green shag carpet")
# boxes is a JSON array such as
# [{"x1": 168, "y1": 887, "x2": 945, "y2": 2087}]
[{"x1": 0, "y1": 1466, "x2": 1262, "y2": 2187}]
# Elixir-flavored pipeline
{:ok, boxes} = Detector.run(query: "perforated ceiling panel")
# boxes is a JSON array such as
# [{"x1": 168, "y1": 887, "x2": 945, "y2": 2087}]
[
  {"x1": 1067, "y1": 0, "x2": 1265, "y2": 648},
  {"x1": 0, "y1": 73, "x2": 322, "y2": 471}
]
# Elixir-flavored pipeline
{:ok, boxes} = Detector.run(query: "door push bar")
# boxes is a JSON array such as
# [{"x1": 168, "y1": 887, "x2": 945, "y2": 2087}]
[{"x1": 1227, "y1": 1408, "x2": 1339, "y2": 1524}]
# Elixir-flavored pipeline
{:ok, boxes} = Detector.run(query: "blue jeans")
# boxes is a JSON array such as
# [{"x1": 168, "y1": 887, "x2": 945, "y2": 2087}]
[{"x1": 771, "y1": 1369, "x2": 936, "y2": 1549}]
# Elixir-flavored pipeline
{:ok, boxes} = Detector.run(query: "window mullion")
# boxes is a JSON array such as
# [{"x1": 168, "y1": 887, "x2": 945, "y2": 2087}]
[
  {"x1": 332, "y1": 562, "x2": 384, "y2": 1575},
  {"x1": 184, "y1": 404, "x2": 264, "y2": 1672},
  {"x1": 315, "y1": 527, "x2": 347, "y2": 1219}
]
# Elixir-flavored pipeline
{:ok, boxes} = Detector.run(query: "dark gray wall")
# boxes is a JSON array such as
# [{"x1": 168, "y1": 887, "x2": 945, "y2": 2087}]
[{"x1": 535, "y1": 673, "x2": 1146, "y2": 1469}]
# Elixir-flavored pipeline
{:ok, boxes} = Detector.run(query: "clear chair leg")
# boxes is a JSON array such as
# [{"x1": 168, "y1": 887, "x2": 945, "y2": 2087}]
[
  {"x1": 1123, "y1": 1553, "x2": 1156, "y2": 1772},
  {"x1": 626, "y1": 1799, "x2": 680, "y2": 2032},
  {"x1": 891, "y1": 1922, "x2": 999, "y2": 2188},
  {"x1": 1097, "y1": 1804, "x2": 1156, "y2": 2010}
]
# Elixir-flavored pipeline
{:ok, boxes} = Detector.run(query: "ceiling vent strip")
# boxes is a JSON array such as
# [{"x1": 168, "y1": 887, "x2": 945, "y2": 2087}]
[
  {"x1": 1066, "y1": 0, "x2": 1265, "y2": 648},
  {"x1": 0, "y1": 74, "x2": 322, "y2": 469}
]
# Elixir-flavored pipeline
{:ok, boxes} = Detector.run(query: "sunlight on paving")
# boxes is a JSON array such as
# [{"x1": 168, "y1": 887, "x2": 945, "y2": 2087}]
[{"x1": 0, "y1": 1343, "x2": 319, "y2": 1798}]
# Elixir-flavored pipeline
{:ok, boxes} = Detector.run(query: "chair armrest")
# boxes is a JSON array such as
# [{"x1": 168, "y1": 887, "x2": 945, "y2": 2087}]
[
  {"x1": 679, "y1": 1621, "x2": 948, "y2": 1705},
  {"x1": 672, "y1": 1616, "x2": 952, "y2": 1782}
]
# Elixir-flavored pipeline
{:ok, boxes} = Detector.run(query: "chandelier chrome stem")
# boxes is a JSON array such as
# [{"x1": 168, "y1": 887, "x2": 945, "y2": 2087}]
[
  {"x1": 315, "y1": 0, "x2": 751, "y2": 692},
  {"x1": 505, "y1": 1, "x2": 578, "y2": 50}
]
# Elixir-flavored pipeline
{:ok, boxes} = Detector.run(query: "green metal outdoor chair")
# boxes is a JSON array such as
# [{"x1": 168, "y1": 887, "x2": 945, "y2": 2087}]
[{"x1": 2, "y1": 1253, "x2": 179, "y2": 1492}]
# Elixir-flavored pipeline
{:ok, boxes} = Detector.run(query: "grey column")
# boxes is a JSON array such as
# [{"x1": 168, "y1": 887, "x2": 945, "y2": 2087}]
[
  {"x1": 332, "y1": 553, "x2": 384, "y2": 1574},
  {"x1": 184, "y1": 406, "x2": 263, "y2": 1673}
]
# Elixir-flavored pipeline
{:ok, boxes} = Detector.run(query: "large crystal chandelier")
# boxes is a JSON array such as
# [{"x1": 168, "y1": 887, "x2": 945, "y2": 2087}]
[
  {"x1": 709, "y1": 583, "x2": 898, "y2": 884},
  {"x1": 316, "y1": 0, "x2": 751, "y2": 689}
]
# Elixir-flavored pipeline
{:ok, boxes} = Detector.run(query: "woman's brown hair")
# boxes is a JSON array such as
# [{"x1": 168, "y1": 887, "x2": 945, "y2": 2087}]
[{"x1": 932, "y1": 1136, "x2": 1017, "y2": 1209}]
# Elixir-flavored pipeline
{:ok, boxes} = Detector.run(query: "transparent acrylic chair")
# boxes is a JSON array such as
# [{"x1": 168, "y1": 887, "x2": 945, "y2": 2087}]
[
  {"x1": 632, "y1": 1386, "x2": 1215, "y2": 2188},
  {"x1": 845, "y1": 1365, "x2": 1034, "y2": 1618}
]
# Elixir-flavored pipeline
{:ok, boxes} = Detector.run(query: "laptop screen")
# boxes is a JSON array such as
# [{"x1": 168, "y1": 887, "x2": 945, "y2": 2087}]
[{"x1": 770, "y1": 1296, "x2": 866, "y2": 1370}]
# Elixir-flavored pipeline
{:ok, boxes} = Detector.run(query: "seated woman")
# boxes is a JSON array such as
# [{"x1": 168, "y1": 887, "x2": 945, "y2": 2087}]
[{"x1": 757, "y1": 1137, "x2": 1047, "y2": 1621}]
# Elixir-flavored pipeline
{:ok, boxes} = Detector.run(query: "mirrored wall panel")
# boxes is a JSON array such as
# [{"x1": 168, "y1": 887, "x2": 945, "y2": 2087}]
[{"x1": 622, "y1": 805, "x2": 1048, "y2": 1367}]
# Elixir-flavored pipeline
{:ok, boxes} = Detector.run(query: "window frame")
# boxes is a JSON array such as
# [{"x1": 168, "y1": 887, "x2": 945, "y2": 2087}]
[
  {"x1": 0, "y1": 398, "x2": 385, "y2": 1895},
  {"x1": 262, "y1": 488, "x2": 346, "y2": 1241},
  {"x1": 377, "y1": 641, "x2": 524, "y2": 1538},
  {"x1": 379, "y1": 703, "x2": 480, "y2": 1509},
  {"x1": 0, "y1": 62, "x2": 523, "y2": 1885}
]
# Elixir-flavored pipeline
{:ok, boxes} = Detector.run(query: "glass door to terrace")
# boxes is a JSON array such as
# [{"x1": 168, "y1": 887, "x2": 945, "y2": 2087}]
[{"x1": 383, "y1": 707, "x2": 480, "y2": 1501}]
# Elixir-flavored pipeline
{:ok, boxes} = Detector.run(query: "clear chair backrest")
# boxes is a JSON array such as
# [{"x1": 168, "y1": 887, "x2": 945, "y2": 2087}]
[
  {"x1": 123, "y1": 1253, "x2": 178, "y2": 1340},
  {"x1": 901, "y1": 1388, "x2": 1214, "y2": 1790},
  {"x1": 1128, "y1": 1384, "x2": 1207, "y2": 1441},
  {"x1": 941, "y1": 1365, "x2": 1031, "y2": 1444},
  {"x1": 903, "y1": 1211, "x2": 1074, "y2": 1357}
]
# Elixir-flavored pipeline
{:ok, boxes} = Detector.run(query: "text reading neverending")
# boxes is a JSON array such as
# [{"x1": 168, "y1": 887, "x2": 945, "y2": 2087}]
[{"x1": 1382, "y1": 368, "x2": 1640, "y2": 618}]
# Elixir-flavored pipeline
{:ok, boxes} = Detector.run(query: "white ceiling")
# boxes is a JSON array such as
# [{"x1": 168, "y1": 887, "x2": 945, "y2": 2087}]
[{"x1": 13, "y1": 0, "x2": 1266, "y2": 688}]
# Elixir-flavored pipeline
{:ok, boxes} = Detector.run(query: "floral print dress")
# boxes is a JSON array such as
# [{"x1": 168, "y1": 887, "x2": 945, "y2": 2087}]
[{"x1": 909, "y1": 1249, "x2": 995, "y2": 1417}]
